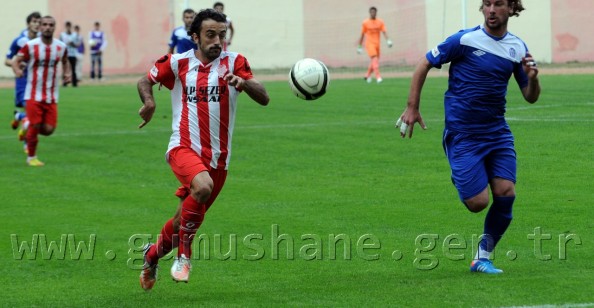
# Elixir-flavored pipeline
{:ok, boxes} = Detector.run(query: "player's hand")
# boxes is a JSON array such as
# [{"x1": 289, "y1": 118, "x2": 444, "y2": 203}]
[
  {"x1": 522, "y1": 52, "x2": 539, "y2": 79},
  {"x1": 13, "y1": 68, "x2": 24, "y2": 78},
  {"x1": 357, "y1": 45, "x2": 363, "y2": 54},
  {"x1": 387, "y1": 39, "x2": 393, "y2": 48},
  {"x1": 224, "y1": 73, "x2": 244, "y2": 89},
  {"x1": 138, "y1": 101, "x2": 156, "y2": 129},
  {"x1": 395, "y1": 107, "x2": 427, "y2": 138}
]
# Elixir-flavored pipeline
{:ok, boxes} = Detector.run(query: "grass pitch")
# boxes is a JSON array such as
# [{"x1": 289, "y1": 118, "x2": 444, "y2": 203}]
[{"x1": 0, "y1": 73, "x2": 593, "y2": 307}]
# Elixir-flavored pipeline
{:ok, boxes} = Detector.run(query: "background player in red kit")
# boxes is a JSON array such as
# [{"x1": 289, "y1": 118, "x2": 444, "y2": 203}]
[
  {"x1": 12, "y1": 15, "x2": 72, "y2": 166},
  {"x1": 137, "y1": 8, "x2": 269, "y2": 290}
]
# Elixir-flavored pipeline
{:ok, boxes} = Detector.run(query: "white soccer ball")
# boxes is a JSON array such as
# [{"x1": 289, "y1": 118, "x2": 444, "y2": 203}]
[
  {"x1": 288, "y1": 58, "x2": 329, "y2": 100},
  {"x1": 88, "y1": 39, "x2": 97, "y2": 47}
]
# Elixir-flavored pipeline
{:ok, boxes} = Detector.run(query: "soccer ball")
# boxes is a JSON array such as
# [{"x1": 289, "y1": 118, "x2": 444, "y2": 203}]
[
  {"x1": 288, "y1": 58, "x2": 329, "y2": 100},
  {"x1": 88, "y1": 39, "x2": 97, "y2": 47}
]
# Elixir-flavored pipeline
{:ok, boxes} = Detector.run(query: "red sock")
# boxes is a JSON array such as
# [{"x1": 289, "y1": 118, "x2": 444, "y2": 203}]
[
  {"x1": 26, "y1": 125, "x2": 39, "y2": 157},
  {"x1": 178, "y1": 196, "x2": 206, "y2": 258},
  {"x1": 146, "y1": 218, "x2": 176, "y2": 265}
]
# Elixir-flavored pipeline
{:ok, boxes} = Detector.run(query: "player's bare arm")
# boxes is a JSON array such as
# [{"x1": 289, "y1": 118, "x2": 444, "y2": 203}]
[
  {"x1": 224, "y1": 74, "x2": 269, "y2": 106},
  {"x1": 11, "y1": 54, "x2": 25, "y2": 78},
  {"x1": 228, "y1": 22, "x2": 234, "y2": 45},
  {"x1": 137, "y1": 76, "x2": 157, "y2": 128},
  {"x1": 243, "y1": 78, "x2": 269, "y2": 106},
  {"x1": 521, "y1": 53, "x2": 540, "y2": 103},
  {"x1": 383, "y1": 31, "x2": 392, "y2": 47},
  {"x1": 62, "y1": 52, "x2": 72, "y2": 84},
  {"x1": 396, "y1": 57, "x2": 431, "y2": 138}
]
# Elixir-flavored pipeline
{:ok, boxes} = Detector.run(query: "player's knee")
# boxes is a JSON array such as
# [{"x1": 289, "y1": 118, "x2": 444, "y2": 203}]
[
  {"x1": 40, "y1": 125, "x2": 55, "y2": 136},
  {"x1": 190, "y1": 182, "x2": 213, "y2": 204},
  {"x1": 490, "y1": 178, "x2": 516, "y2": 197},
  {"x1": 491, "y1": 185, "x2": 515, "y2": 197},
  {"x1": 465, "y1": 202, "x2": 488, "y2": 213},
  {"x1": 463, "y1": 188, "x2": 490, "y2": 213},
  {"x1": 464, "y1": 197, "x2": 489, "y2": 213}
]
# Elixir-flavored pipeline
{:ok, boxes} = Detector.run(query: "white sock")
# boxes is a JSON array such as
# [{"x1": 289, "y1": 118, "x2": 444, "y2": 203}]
[{"x1": 475, "y1": 246, "x2": 492, "y2": 260}]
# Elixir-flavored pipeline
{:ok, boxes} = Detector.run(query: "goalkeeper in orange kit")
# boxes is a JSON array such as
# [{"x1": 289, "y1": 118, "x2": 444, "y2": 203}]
[{"x1": 358, "y1": 6, "x2": 392, "y2": 83}]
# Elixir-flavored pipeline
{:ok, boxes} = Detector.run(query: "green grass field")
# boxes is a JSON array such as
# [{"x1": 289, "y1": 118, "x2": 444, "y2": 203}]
[{"x1": 0, "y1": 73, "x2": 593, "y2": 307}]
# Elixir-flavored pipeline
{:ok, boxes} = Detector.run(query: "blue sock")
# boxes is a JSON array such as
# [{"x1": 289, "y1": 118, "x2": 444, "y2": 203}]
[
  {"x1": 17, "y1": 111, "x2": 26, "y2": 121},
  {"x1": 479, "y1": 196, "x2": 515, "y2": 252}
]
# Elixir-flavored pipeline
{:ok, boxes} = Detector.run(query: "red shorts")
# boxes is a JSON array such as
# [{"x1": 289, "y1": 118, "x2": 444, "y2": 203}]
[
  {"x1": 26, "y1": 100, "x2": 58, "y2": 127},
  {"x1": 168, "y1": 146, "x2": 228, "y2": 208}
]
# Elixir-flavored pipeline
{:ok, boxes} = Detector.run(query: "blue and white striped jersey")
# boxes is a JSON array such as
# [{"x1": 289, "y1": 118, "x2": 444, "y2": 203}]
[{"x1": 427, "y1": 25, "x2": 530, "y2": 133}]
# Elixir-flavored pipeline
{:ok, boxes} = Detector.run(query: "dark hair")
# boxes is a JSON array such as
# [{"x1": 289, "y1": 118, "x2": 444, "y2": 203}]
[
  {"x1": 26, "y1": 11, "x2": 41, "y2": 24},
  {"x1": 187, "y1": 8, "x2": 226, "y2": 36},
  {"x1": 213, "y1": 2, "x2": 224, "y2": 8},
  {"x1": 94, "y1": 21, "x2": 100, "y2": 26},
  {"x1": 480, "y1": 0, "x2": 525, "y2": 17},
  {"x1": 369, "y1": 6, "x2": 377, "y2": 12},
  {"x1": 41, "y1": 16, "x2": 55, "y2": 24},
  {"x1": 65, "y1": 21, "x2": 72, "y2": 27},
  {"x1": 183, "y1": 8, "x2": 195, "y2": 15}
]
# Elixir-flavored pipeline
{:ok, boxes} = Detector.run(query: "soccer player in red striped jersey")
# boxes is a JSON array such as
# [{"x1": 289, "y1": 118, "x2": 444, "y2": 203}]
[
  {"x1": 137, "y1": 8, "x2": 269, "y2": 290},
  {"x1": 11, "y1": 16, "x2": 72, "y2": 167}
]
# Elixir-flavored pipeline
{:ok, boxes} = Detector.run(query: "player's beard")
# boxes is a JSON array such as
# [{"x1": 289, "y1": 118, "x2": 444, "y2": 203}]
[
  {"x1": 203, "y1": 46, "x2": 222, "y2": 61},
  {"x1": 196, "y1": 37, "x2": 222, "y2": 61},
  {"x1": 484, "y1": 14, "x2": 508, "y2": 34},
  {"x1": 41, "y1": 31, "x2": 53, "y2": 40}
]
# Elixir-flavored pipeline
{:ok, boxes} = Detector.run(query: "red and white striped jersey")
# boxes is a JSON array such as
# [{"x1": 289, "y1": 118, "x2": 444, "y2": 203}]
[
  {"x1": 148, "y1": 50, "x2": 254, "y2": 170},
  {"x1": 18, "y1": 38, "x2": 68, "y2": 103}
]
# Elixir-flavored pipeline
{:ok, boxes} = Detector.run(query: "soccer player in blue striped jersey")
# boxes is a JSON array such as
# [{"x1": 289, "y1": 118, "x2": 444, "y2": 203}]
[
  {"x1": 168, "y1": 9, "x2": 197, "y2": 54},
  {"x1": 5, "y1": 12, "x2": 41, "y2": 153},
  {"x1": 396, "y1": 0, "x2": 540, "y2": 274}
]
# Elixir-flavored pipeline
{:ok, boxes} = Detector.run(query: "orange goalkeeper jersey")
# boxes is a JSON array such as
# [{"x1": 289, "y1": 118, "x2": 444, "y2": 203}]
[
  {"x1": 361, "y1": 18, "x2": 386, "y2": 57},
  {"x1": 361, "y1": 18, "x2": 386, "y2": 47}
]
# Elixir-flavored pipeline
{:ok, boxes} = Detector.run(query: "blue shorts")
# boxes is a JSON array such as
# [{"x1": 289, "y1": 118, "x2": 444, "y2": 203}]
[
  {"x1": 442, "y1": 128, "x2": 516, "y2": 201},
  {"x1": 14, "y1": 76, "x2": 27, "y2": 108}
]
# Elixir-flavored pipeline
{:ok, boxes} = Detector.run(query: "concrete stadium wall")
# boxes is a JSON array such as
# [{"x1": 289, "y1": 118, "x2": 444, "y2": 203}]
[
  {"x1": 0, "y1": 0, "x2": 170, "y2": 78},
  {"x1": 551, "y1": 0, "x2": 594, "y2": 63},
  {"x1": 1, "y1": 0, "x2": 592, "y2": 78},
  {"x1": 426, "y1": 0, "x2": 553, "y2": 63},
  {"x1": 180, "y1": 0, "x2": 305, "y2": 70},
  {"x1": 175, "y1": 0, "x2": 594, "y2": 68},
  {"x1": 48, "y1": 0, "x2": 171, "y2": 75},
  {"x1": 1, "y1": 0, "x2": 49, "y2": 78}
]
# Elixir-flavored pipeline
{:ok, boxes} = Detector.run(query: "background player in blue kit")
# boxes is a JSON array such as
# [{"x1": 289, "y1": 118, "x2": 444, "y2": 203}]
[
  {"x1": 5, "y1": 11, "x2": 41, "y2": 152},
  {"x1": 168, "y1": 8, "x2": 197, "y2": 54},
  {"x1": 396, "y1": 0, "x2": 540, "y2": 274}
]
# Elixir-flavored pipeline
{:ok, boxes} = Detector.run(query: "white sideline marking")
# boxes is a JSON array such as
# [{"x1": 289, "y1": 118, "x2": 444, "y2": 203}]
[
  {"x1": 508, "y1": 102, "x2": 594, "y2": 110},
  {"x1": 507, "y1": 104, "x2": 564, "y2": 111},
  {"x1": 506, "y1": 118, "x2": 593, "y2": 122},
  {"x1": 502, "y1": 303, "x2": 594, "y2": 308},
  {"x1": 0, "y1": 121, "x2": 385, "y2": 140},
  {"x1": 0, "y1": 117, "x2": 592, "y2": 141}
]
